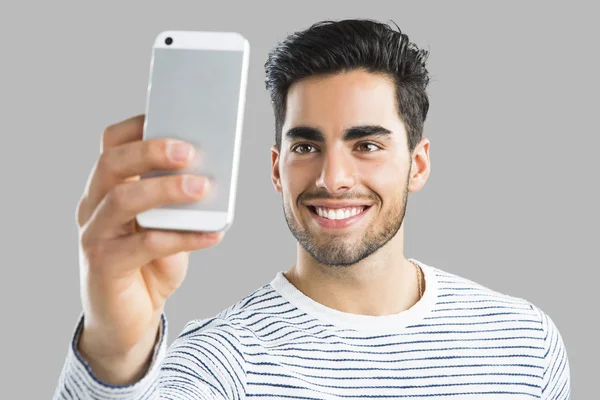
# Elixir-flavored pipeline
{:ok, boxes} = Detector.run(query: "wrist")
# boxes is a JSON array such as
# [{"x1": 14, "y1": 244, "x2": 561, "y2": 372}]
[{"x1": 77, "y1": 318, "x2": 162, "y2": 385}]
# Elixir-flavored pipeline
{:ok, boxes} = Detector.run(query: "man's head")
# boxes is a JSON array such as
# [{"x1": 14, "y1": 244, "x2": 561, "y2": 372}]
[{"x1": 265, "y1": 19, "x2": 431, "y2": 267}]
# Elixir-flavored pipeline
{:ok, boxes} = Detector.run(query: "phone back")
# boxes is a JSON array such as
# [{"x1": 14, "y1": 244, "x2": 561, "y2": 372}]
[{"x1": 141, "y1": 31, "x2": 249, "y2": 219}]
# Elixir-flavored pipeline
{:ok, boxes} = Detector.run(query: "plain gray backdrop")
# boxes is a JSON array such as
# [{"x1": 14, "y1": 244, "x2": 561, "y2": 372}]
[{"x1": 0, "y1": 1, "x2": 597, "y2": 398}]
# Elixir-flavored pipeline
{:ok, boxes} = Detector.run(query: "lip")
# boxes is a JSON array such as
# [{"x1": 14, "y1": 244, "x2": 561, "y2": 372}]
[
  {"x1": 304, "y1": 200, "x2": 373, "y2": 208},
  {"x1": 306, "y1": 205, "x2": 371, "y2": 230}
]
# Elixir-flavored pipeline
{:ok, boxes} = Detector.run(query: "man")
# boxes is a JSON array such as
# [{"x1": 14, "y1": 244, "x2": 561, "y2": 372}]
[{"x1": 53, "y1": 19, "x2": 570, "y2": 399}]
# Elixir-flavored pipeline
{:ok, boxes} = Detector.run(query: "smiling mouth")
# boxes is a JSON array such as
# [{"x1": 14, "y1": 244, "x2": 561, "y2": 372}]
[{"x1": 307, "y1": 205, "x2": 370, "y2": 220}]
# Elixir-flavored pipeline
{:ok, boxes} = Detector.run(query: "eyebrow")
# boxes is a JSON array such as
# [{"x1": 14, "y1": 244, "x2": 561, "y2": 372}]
[{"x1": 284, "y1": 125, "x2": 392, "y2": 142}]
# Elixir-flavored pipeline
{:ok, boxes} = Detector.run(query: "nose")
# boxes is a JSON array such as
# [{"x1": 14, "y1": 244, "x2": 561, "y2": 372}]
[{"x1": 315, "y1": 146, "x2": 357, "y2": 194}]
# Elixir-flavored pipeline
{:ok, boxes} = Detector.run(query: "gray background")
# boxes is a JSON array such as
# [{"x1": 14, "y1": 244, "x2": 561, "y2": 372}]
[{"x1": 0, "y1": 0, "x2": 597, "y2": 398}]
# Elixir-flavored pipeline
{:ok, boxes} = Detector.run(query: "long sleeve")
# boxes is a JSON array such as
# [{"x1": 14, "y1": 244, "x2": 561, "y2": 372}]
[
  {"x1": 52, "y1": 314, "x2": 247, "y2": 399},
  {"x1": 535, "y1": 305, "x2": 571, "y2": 399}
]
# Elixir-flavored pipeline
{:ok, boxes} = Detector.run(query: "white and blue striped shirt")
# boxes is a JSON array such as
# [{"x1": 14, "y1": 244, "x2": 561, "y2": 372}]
[{"x1": 54, "y1": 259, "x2": 571, "y2": 399}]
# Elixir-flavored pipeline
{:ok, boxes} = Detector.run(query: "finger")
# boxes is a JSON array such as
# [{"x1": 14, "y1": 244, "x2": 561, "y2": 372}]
[
  {"x1": 87, "y1": 229, "x2": 223, "y2": 276},
  {"x1": 78, "y1": 115, "x2": 147, "y2": 226},
  {"x1": 101, "y1": 114, "x2": 146, "y2": 151},
  {"x1": 84, "y1": 174, "x2": 210, "y2": 240},
  {"x1": 83, "y1": 138, "x2": 195, "y2": 223}
]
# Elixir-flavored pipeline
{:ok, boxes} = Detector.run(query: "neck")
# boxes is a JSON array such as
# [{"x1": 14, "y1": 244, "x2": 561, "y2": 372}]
[{"x1": 284, "y1": 227, "x2": 422, "y2": 316}]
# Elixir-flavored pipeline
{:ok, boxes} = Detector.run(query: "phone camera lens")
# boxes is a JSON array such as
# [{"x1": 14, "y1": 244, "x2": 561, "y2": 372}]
[{"x1": 165, "y1": 37, "x2": 173, "y2": 45}]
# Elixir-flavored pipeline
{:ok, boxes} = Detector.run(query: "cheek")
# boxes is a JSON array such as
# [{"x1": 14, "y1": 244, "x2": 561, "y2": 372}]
[
  {"x1": 358, "y1": 159, "x2": 407, "y2": 198},
  {"x1": 280, "y1": 160, "x2": 316, "y2": 199}
]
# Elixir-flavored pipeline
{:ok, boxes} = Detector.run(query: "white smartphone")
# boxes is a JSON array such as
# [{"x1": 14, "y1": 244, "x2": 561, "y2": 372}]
[{"x1": 136, "y1": 30, "x2": 250, "y2": 232}]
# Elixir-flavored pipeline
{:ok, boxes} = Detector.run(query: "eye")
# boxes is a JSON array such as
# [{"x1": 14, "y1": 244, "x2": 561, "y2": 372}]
[
  {"x1": 356, "y1": 142, "x2": 381, "y2": 152},
  {"x1": 291, "y1": 143, "x2": 317, "y2": 154}
]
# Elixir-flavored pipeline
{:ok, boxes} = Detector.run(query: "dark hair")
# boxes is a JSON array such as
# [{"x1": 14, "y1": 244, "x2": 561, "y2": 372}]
[{"x1": 264, "y1": 19, "x2": 431, "y2": 154}]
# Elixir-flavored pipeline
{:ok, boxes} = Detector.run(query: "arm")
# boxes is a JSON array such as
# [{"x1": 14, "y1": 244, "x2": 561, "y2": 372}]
[
  {"x1": 54, "y1": 115, "x2": 230, "y2": 399},
  {"x1": 53, "y1": 313, "x2": 167, "y2": 400},
  {"x1": 538, "y1": 307, "x2": 571, "y2": 399},
  {"x1": 53, "y1": 315, "x2": 247, "y2": 400}
]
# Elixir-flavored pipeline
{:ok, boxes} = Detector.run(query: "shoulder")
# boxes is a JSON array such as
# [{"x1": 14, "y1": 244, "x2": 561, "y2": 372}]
[
  {"x1": 422, "y1": 261, "x2": 571, "y2": 397},
  {"x1": 424, "y1": 261, "x2": 542, "y2": 318},
  {"x1": 175, "y1": 281, "x2": 289, "y2": 341},
  {"x1": 423, "y1": 261, "x2": 569, "y2": 346},
  {"x1": 423, "y1": 260, "x2": 571, "y2": 351},
  {"x1": 160, "y1": 283, "x2": 284, "y2": 392},
  {"x1": 158, "y1": 286, "x2": 282, "y2": 398}
]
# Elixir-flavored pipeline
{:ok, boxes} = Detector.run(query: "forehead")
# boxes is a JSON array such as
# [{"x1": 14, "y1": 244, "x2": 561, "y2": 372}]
[{"x1": 283, "y1": 70, "x2": 404, "y2": 135}]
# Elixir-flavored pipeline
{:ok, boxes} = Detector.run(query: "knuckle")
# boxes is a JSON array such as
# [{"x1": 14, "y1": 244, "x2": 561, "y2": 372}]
[
  {"x1": 107, "y1": 184, "x2": 129, "y2": 211},
  {"x1": 152, "y1": 139, "x2": 169, "y2": 163},
  {"x1": 101, "y1": 124, "x2": 117, "y2": 148},
  {"x1": 97, "y1": 150, "x2": 113, "y2": 174},
  {"x1": 85, "y1": 242, "x2": 107, "y2": 269},
  {"x1": 142, "y1": 140, "x2": 163, "y2": 169},
  {"x1": 76, "y1": 195, "x2": 88, "y2": 226},
  {"x1": 80, "y1": 227, "x2": 94, "y2": 249},
  {"x1": 141, "y1": 230, "x2": 163, "y2": 251}
]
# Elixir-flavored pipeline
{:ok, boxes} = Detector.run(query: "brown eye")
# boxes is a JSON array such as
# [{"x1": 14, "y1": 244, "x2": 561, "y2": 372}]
[
  {"x1": 292, "y1": 144, "x2": 316, "y2": 154},
  {"x1": 356, "y1": 142, "x2": 380, "y2": 152}
]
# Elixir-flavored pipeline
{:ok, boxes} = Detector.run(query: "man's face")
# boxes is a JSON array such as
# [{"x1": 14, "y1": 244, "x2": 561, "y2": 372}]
[{"x1": 271, "y1": 70, "x2": 416, "y2": 267}]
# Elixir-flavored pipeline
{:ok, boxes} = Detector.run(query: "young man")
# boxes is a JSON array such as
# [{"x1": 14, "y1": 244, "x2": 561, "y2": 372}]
[{"x1": 54, "y1": 19, "x2": 570, "y2": 399}]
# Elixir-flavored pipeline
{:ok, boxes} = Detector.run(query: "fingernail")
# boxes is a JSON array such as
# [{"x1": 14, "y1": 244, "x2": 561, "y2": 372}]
[
  {"x1": 167, "y1": 141, "x2": 192, "y2": 162},
  {"x1": 183, "y1": 176, "x2": 208, "y2": 195}
]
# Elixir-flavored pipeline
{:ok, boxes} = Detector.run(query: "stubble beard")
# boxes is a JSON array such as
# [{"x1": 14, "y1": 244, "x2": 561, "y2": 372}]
[{"x1": 283, "y1": 181, "x2": 409, "y2": 268}]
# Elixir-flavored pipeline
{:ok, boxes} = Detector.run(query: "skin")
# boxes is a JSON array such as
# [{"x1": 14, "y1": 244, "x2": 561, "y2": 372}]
[{"x1": 271, "y1": 69, "x2": 431, "y2": 316}]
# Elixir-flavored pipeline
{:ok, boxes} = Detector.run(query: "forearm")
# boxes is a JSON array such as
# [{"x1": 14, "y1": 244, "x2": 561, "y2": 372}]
[
  {"x1": 53, "y1": 313, "x2": 167, "y2": 400},
  {"x1": 77, "y1": 317, "x2": 162, "y2": 385},
  {"x1": 53, "y1": 314, "x2": 241, "y2": 400}
]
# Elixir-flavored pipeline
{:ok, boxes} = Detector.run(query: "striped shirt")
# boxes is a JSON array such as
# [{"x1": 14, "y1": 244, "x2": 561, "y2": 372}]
[{"x1": 53, "y1": 258, "x2": 571, "y2": 399}]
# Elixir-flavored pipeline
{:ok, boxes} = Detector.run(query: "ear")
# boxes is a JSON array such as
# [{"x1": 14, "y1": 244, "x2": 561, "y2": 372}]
[
  {"x1": 271, "y1": 145, "x2": 282, "y2": 193},
  {"x1": 408, "y1": 138, "x2": 431, "y2": 193}
]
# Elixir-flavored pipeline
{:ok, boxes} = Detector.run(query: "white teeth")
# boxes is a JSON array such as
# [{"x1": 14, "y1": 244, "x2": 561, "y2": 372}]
[{"x1": 315, "y1": 206, "x2": 365, "y2": 220}]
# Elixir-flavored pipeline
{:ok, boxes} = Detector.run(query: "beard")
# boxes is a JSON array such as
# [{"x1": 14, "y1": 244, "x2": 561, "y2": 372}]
[{"x1": 282, "y1": 178, "x2": 409, "y2": 268}]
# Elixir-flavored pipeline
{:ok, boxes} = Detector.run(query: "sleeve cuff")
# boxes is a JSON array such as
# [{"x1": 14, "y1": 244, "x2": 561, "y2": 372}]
[{"x1": 61, "y1": 312, "x2": 168, "y2": 399}]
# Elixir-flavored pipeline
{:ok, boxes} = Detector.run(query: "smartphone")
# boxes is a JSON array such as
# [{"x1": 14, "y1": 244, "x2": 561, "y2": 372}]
[{"x1": 136, "y1": 30, "x2": 250, "y2": 232}]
